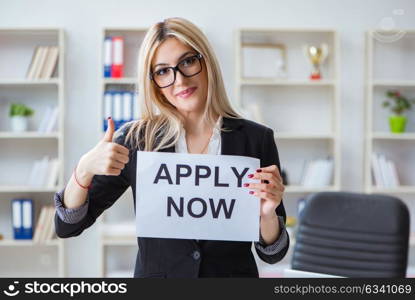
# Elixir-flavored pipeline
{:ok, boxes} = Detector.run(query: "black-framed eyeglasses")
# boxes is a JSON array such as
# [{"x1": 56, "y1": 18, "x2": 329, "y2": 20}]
[{"x1": 150, "y1": 53, "x2": 203, "y2": 88}]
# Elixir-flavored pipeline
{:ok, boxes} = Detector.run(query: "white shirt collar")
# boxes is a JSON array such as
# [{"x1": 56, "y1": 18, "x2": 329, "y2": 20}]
[{"x1": 176, "y1": 116, "x2": 222, "y2": 154}]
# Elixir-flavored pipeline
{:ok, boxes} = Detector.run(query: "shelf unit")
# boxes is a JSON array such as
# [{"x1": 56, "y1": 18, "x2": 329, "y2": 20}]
[
  {"x1": 0, "y1": 28, "x2": 65, "y2": 277},
  {"x1": 235, "y1": 28, "x2": 340, "y2": 191},
  {"x1": 235, "y1": 28, "x2": 340, "y2": 274},
  {"x1": 364, "y1": 29, "x2": 415, "y2": 274},
  {"x1": 0, "y1": 240, "x2": 60, "y2": 247},
  {"x1": 97, "y1": 27, "x2": 147, "y2": 277},
  {"x1": 240, "y1": 78, "x2": 336, "y2": 86},
  {"x1": 365, "y1": 29, "x2": 415, "y2": 194},
  {"x1": 97, "y1": 187, "x2": 136, "y2": 278},
  {"x1": 0, "y1": 132, "x2": 61, "y2": 139}
]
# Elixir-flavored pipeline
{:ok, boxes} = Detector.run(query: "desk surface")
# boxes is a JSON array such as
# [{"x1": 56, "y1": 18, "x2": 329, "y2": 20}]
[{"x1": 283, "y1": 268, "x2": 344, "y2": 278}]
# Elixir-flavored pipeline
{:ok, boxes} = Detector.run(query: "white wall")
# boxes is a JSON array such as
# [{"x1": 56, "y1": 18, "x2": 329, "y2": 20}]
[{"x1": 1, "y1": 0, "x2": 414, "y2": 277}]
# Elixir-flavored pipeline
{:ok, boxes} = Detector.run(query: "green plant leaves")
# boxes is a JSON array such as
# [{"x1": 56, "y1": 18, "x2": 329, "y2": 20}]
[
  {"x1": 9, "y1": 103, "x2": 34, "y2": 117},
  {"x1": 384, "y1": 89, "x2": 414, "y2": 115}
]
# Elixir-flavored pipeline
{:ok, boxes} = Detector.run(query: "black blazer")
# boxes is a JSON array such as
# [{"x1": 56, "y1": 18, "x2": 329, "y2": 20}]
[{"x1": 54, "y1": 116, "x2": 289, "y2": 278}]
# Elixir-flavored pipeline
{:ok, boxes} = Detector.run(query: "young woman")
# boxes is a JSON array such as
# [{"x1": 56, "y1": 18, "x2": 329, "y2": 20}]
[{"x1": 54, "y1": 17, "x2": 289, "y2": 278}]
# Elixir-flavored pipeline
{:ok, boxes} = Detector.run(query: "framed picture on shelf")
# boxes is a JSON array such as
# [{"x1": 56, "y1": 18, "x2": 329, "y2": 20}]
[{"x1": 241, "y1": 43, "x2": 287, "y2": 79}]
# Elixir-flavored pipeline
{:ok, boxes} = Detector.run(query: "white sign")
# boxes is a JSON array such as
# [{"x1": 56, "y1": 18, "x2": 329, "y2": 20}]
[{"x1": 136, "y1": 151, "x2": 260, "y2": 242}]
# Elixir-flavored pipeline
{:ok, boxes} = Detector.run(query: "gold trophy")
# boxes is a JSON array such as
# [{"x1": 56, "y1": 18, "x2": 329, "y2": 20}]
[{"x1": 304, "y1": 44, "x2": 329, "y2": 80}]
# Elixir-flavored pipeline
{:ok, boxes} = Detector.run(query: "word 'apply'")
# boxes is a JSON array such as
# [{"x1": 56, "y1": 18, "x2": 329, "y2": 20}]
[
  {"x1": 153, "y1": 164, "x2": 249, "y2": 187},
  {"x1": 135, "y1": 151, "x2": 260, "y2": 242}
]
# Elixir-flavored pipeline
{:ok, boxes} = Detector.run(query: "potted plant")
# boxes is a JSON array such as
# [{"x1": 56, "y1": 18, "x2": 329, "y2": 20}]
[
  {"x1": 9, "y1": 103, "x2": 34, "y2": 132},
  {"x1": 382, "y1": 90, "x2": 415, "y2": 133}
]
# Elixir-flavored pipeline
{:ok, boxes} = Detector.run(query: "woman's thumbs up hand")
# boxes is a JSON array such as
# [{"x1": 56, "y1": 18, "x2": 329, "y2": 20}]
[
  {"x1": 77, "y1": 117, "x2": 130, "y2": 179},
  {"x1": 102, "y1": 115, "x2": 116, "y2": 142}
]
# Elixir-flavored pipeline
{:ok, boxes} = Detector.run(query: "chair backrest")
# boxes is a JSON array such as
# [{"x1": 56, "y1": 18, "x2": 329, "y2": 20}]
[{"x1": 291, "y1": 191, "x2": 410, "y2": 277}]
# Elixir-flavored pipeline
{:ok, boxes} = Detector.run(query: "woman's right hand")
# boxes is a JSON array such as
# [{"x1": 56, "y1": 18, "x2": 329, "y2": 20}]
[{"x1": 77, "y1": 117, "x2": 130, "y2": 179}]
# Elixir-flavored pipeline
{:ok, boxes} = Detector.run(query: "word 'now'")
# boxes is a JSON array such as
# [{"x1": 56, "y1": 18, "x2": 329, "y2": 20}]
[{"x1": 167, "y1": 196, "x2": 236, "y2": 219}]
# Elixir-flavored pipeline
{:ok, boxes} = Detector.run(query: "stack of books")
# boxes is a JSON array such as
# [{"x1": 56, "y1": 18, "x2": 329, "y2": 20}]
[
  {"x1": 300, "y1": 157, "x2": 334, "y2": 187},
  {"x1": 27, "y1": 156, "x2": 59, "y2": 188},
  {"x1": 371, "y1": 152, "x2": 400, "y2": 187},
  {"x1": 37, "y1": 105, "x2": 58, "y2": 132},
  {"x1": 33, "y1": 205, "x2": 56, "y2": 243},
  {"x1": 26, "y1": 46, "x2": 59, "y2": 79}
]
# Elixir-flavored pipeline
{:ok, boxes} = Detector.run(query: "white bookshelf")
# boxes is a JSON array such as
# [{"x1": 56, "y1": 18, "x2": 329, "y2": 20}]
[
  {"x1": 97, "y1": 188, "x2": 136, "y2": 278},
  {"x1": 365, "y1": 30, "x2": 415, "y2": 273},
  {"x1": 0, "y1": 239, "x2": 60, "y2": 247},
  {"x1": 0, "y1": 28, "x2": 65, "y2": 277},
  {"x1": 0, "y1": 78, "x2": 61, "y2": 85},
  {"x1": 97, "y1": 28, "x2": 147, "y2": 277},
  {"x1": 240, "y1": 78, "x2": 336, "y2": 86},
  {"x1": 235, "y1": 28, "x2": 340, "y2": 273},
  {"x1": 102, "y1": 237, "x2": 136, "y2": 246},
  {"x1": 235, "y1": 29, "x2": 340, "y2": 191},
  {"x1": 0, "y1": 132, "x2": 61, "y2": 139},
  {"x1": 0, "y1": 186, "x2": 60, "y2": 193},
  {"x1": 103, "y1": 77, "x2": 137, "y2": 85},
  {"x1": 364, "y1": 30, "x2": 415, "y2": 194}
]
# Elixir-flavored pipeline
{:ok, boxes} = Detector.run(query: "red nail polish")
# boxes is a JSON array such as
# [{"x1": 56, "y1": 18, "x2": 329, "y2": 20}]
[
  {"x1": 249, "y1": 191, "x2": 254, "y2": 194},
  {"x1": 248, "y1": 174, "x2": 253, "y2": 178},
  {"x1": 243, "y1": 183, "x2": 249, "y2": 187},
  {"x1": 256, "y1": 169, "x2": 262, "y2": 172},
  {"x1": 107, "y1": 116, "x2": 112, "y2": 120}
]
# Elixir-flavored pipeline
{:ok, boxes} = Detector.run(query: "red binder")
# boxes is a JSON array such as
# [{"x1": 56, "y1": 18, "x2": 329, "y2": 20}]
[{"x1": 111, "y1": 36, "x2": 124, "y2": 78}]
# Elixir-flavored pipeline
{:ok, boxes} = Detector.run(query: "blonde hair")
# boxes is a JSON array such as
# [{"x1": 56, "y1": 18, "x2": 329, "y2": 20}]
[{"x1": 124, "y1": 17, "x2": 241, "y2": 151}]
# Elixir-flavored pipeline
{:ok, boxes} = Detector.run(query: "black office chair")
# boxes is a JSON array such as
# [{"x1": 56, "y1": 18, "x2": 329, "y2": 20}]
[{"x1": 291, "y1": 191, "x2": 410, "y2": 277}]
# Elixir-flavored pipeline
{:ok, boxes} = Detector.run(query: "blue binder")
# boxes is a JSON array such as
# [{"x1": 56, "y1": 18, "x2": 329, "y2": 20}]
[
  {"x1": 103, "y1": 37, "x2": 112, "y2": 78},
  {"x1": 103, "y1": 90, "x2": 114, "y2": 131},
  {"x1": 12, "y1": 198, "x2": 33, "y2": 240},
  {"x1": 103, "y1": 90, "x2": 136, "y2": 132},
  {"x1": 113, "y1": 91, "x2": 123, "y2": 130}
]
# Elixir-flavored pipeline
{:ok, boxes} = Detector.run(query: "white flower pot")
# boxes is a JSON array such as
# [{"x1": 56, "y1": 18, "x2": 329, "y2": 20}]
[{"x1": 10, "y1": 116, "x2": 29, "y2": 132}]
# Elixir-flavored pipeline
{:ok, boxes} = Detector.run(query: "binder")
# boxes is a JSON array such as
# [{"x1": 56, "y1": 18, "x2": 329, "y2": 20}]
[
  {"x1": 103, "y1": 37, "x2": 112, "y2": 78},
  {"x1": 113, "y1": 91, "x2": 123, "y2": 130},
  {"x1": 21, "y1": 199, "x2": 33, "y2": 239},
  {"x1": 103, "y1": 89, "x2": 137, "y2": 131},
  {"x1": 12, "y1": 199, "x2": 33, "y2": 240},
  {"x1": 111, "y1": 36, "x2": 124, "y2": 78},
  {"x1": 103, "y1": 91, "x2": 113, "y2": 131},
  {"x1": 122, "y1": 92, "x2": 133, "y2": 122},
  {"x1": 12, "y1": 199, "x2": 23, "y2": 239}
]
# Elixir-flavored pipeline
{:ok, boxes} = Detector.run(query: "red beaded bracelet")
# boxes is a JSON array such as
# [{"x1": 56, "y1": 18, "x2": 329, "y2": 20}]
[{"x1": 73, "y1": 164, "x2": 92, "y2": 190}]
